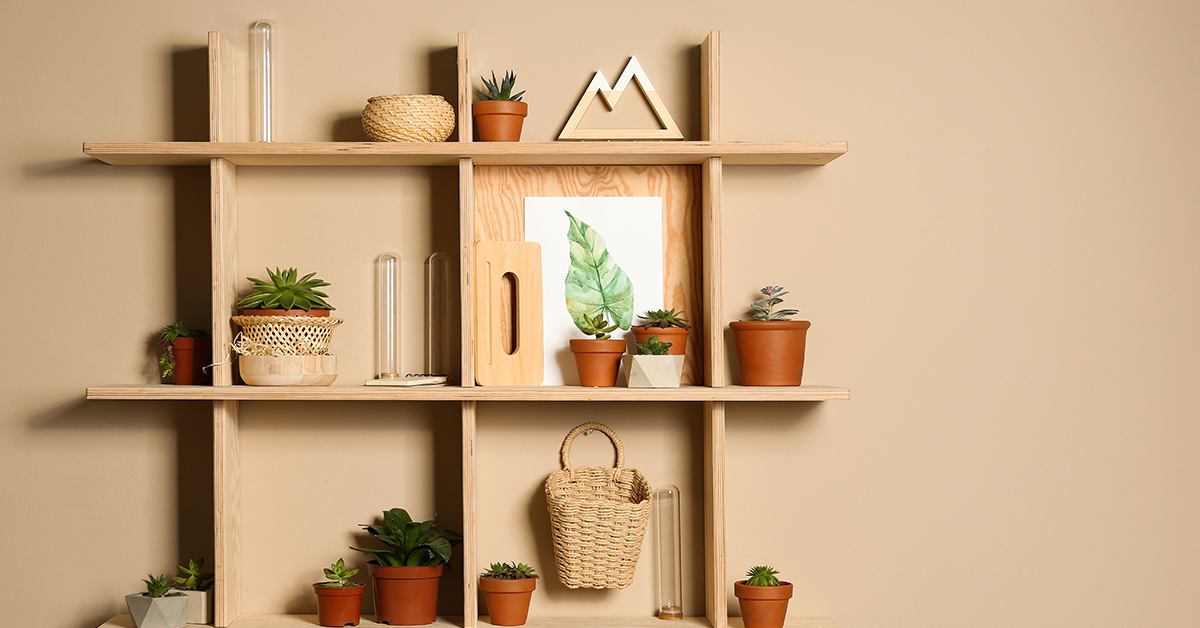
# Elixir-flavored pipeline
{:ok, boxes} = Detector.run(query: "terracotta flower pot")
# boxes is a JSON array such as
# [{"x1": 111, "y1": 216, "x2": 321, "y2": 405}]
[
  {"x1": 630, "y1": 326, "x2": 689, "y2": 356},
  {"x1": 479, "y1": 576, "x2": 537, "y2": 626},
  {"x1": 170, "y1": 337, "x2": 213, "y2": 385},
  {"x1": 734, "y1": 581, "x2": 793, "y2": 628},
  {"x1": 473, "y1": 100, "x2": 528, "y2": 142},
  {"x1": 729, "y1": 320, "x2": 811, "y2": 386},
  {"x1": 313, "y1": 583, "x2": 364, "y2": 627},
  {"x1": 568, "y1": 338, "x2": 626, "y2": 387},
  {"x1": 368, "y1": 562, "x2": 443, "y2": 625}
]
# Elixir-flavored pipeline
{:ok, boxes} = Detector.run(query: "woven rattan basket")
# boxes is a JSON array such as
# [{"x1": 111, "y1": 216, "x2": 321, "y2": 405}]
[
  {"x1": 545, "y1": 422, "x2": 653, "y2": 589},
  {"x1": 230, "y1": 314, "x2": 343, "y2": 356},
  {"x1": 362, "y1": 94, "x2": 455, "y2": 142}
]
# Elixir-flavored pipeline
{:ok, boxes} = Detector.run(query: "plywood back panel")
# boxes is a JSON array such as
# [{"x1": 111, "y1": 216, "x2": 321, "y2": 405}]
[{"x1": 474, "y1": 166, "x2": 703, "y2": 384}]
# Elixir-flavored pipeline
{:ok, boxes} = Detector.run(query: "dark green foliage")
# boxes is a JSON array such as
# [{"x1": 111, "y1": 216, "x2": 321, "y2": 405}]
[
  {"x1": 143, "y1": 574, "x2": 173, "y2": 597},
  {"x1": 238, "y1": 267, "x2": 334, "y2": 311},
  {"x1": 171, "y1": 558, "x2": 213, "y2": 591},
  {"x1": 158, "y1": 322, "x2": 209, "y2": 378},
  {"x1": 635, "y1": 335, "x2": 672, "y2": 355},
  {"x1": 747, "y1": 286, "x2": 799, "y2": 321},
  {"x1": 744, "y1": 565, "x2": 781, "y2": 587},
  {"x1": 637, "y1": 308, "x2": 691, "y2": 329},
  {"x1": 576, "y1": 313, "x2": 618, "y2": 340},
  {"x1": 481, "y1": 561, "x2": 537, "y2": 580},
  {"x1": 477, "y1": 71, "x2": 525, "y2": 101},
  {"x1": 350, "y1": 508, "x2": 461, "y2": 567},
  {"x1": 318, "y1": 558, "x2": 360, "y2": 588}
]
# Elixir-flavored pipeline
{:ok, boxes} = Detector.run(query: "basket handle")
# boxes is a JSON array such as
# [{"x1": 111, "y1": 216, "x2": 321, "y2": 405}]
[{"x1": 560, "y1": 422, "x2": 624, "y2": 471}]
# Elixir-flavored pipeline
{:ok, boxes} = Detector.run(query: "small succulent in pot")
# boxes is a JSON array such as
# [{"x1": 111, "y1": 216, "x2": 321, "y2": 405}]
[
  {"x1": 634, "y1": 335, "x2": 672, "y2": 356},
  {"x1": 743, "y1": 565, "x2": 781, "y2": 586},
  {"x1": 319, "y1": 558, "x2": 360, "y2": 587},
  {"x1": 481, "y1": 562, "x2": 538, "y2": 580},
  {"x1": 171, "y1": 558, "x2": 213, "y2": 591},
  {"x1": 313, "y1": 558, "x2": 364, "y2": 628},
  {"x1": 731, "y1": 286, "x2": 810, "y2": 386},
  {"x1": 746, "y1": 286, "x2": 798, "y2": 321},
  {"x1": 158, "y1": 322, "x2": 210, "y2": 381},
  {"x1": 576, "y1": 313, "x2": 619, "y2": 340},
  {"x1": 126, "y1": 574, "x2": 188, "y2": 628},
  {"x1": 238, "y1": 267, "x2": 334, "y2": 312},
  {"x1": 477, "y1": 71, "x2": 525, "y2": 101},
  {"x1": 625, "y1": 335, "x2": 683, "y2": 388},
  {"x1": 480, "y1": 562, "x2": 538, "y2": 626},
  {"x1": 144, "y1": 574, "x2": 175, "y2": 597},
  {"x1": 474, "y1": 70, "x2": 529, "y2": 142},
  {"x1": 171, "y1": 559, "x2": 214, "y2": 625},
  {"x1": 637, "y1": 308, "x2": 691, "y2": 329},
  {"x1": 734, "y1": 565, "x2": 793, "y2": 628}
]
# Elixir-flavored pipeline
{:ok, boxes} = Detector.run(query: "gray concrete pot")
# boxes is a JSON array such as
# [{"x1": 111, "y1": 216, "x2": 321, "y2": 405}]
[
  {"x1": 125, "y1": 592, "x2": 189, "y2": 628},
  {"x1": 176, "y1": 589, "x2": 212, "y2": 624}
]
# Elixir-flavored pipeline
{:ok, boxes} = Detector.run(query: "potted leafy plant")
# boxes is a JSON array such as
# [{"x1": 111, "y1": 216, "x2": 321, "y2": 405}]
[
  {"x1": 734, "y1": 565, "x2": 793, "y2": 628},
  {"x1": 350, "y1": 508, "x2": 461, "y2": 626},
  {"x1": 159, "y1": 323, "x2": 211, "y2": 386},
  {"x1": 473, "y1": 71, "x2": 527, "y2": 142},
  {"x1": 729, "y1": 286, "x2": 811, "y2": 386},
  {"x1": 563, "y1": 210, "x2": 635, "y2": 386},
  {"x1": 569, "y1": 314, "x2": 627, "y2": 387},
  {"x1": 622, "y1": 335, "x2": 684, "y2": 388},
  {"x1": 170, "y1": 558, "x2": 213, "y2": 625},
  {"x1": 479, "y1": 562, "x2": 537, "y2": 626},
  {"x1": 313, "y1": 558, "x2": 364, "y2": 627},
  {"x1": 231, "y1": 267, "x2": 342, "y2": 386},
  {"x1": 126, "y1": 574, "x2": 189, "y2": 628},
  {"x1": 630, "y1": 308, "x2": 690, "y2": 357}
]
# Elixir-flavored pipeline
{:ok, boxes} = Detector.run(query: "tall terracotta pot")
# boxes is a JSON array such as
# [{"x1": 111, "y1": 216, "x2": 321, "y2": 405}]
[
  {"x1": 734, "y1": 581, "x2": 793, "y2": 628},
  {"x1": 171, "y1": 337, "x2": 213, "y2": 385},
  {"x1": 568, "y1": 338, "x2": 626, "y2": 387},
  {"x1": 473, "y1": 101, "x2": 528, "y2": 141},
  {"x1": 313, "y1": 583, "x2": 364, "y2": 627},
  {"x1": 630, "y1": 326, "x2": 689, "y2": 356},
  {"x1": 368, "y1": 562, "x2": 443, "y2": 625},
  {"x1": 729, "y1": 321, "x2": 810, "y2": 386},
  {"x1": 479, "y1": 576, "x2": 537, "y2": 626}
]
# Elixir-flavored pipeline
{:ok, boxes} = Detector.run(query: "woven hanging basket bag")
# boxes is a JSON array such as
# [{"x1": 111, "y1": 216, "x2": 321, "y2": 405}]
[
  {"x1": 361, "y1": 94, "x2": 455, "y2": 142},
  {"x1": 544, "y1": 422, "x2": 653, "y2": 589},
  {"x1": 230, "y1": 315, "x2": 343, "y2": 356}
]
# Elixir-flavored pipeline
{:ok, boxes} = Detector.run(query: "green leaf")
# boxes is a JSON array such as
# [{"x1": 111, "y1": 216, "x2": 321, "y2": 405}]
[{"x1": 563, "y1": 210, "x2": 635, "y2": 331}]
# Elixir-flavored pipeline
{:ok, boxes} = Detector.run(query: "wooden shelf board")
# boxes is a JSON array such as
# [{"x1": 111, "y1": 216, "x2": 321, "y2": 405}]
[
  {"x1": 85, "y1": 384, "x2": 850, "y2": 402},
  {"x1": 82, "y1": 141, "x2": 847, "y2": 167},
  {"x1": 98, "y1": 615, "x2": 839, "y2": 628}
]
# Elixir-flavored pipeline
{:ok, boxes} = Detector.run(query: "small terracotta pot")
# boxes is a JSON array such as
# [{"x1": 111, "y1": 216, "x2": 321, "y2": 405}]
[
  {"x1": 313, "y1": 583, "x2": 364, "y2": 627},
  {"x1": 171, "y1": 337, "x2": 213, "y2": 385},
  {"x1": 569, "y1": 338, "x2": 626, "y2": 387},
  {"x1": 729, "y1": 320, "x2": 811, "y2": 386},
  {"x1": 479, "y1": 576, "x2": 537, "y2": 626},
  {"x1": 473, "y1": 100, "x2": 528, "y2": 142},
  {"x1": 240, "y1": 308, "x2": 331, "y2": 317},
  {"x1": 368, "y1": 562, "x2": 443, "y2": 625},
  {"x1": 734, "y1": 580, "x2": 793, "y2": 628},
  {"x1": 630, "y1": 326, "x2": 689, "y2": 356}
]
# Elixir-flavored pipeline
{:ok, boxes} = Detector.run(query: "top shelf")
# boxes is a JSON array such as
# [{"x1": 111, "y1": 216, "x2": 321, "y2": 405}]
[{"x1": 82, "y1": 141, "x2": 847, "y2": 167}]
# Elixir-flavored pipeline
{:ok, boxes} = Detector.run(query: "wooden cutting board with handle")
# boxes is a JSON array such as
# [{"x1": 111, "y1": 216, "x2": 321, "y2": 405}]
[{"x1": 474, "y1": 240, "x2": 544, "y2": 386}]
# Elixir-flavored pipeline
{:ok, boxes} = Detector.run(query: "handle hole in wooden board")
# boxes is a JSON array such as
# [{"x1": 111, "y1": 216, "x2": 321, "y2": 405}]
[{"x1": 502, "y1": 271, "x2": 519, "y2": 356}]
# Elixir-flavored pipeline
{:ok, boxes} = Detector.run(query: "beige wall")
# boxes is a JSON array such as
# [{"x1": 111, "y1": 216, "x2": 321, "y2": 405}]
[{"x1": 3, "y1": 1, "x2": 1199, "y2": 627}]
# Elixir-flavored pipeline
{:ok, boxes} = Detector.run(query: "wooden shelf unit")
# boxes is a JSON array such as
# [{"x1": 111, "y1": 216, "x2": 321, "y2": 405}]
[{"x1": 85, "y1": 32, "x2": 848, "y2": 628}]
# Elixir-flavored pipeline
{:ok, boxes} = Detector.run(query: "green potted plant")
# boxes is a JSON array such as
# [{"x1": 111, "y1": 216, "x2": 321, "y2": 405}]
[
  {"x1": 569, "y1": 314, "x2": 627, "y2": 387},
  {"x1": 350, "y1": 508, "x2": 461, "y2": 626},
  {"x1": 563, "y1": 210, "x2": 635, "y2": 386},
  {"x1": 622, "y1": 335, "x2": 684, "y2": 388},
  {"x1": 473, "y1": 71, "x2": 527, "y2": 142},
  {"x1": 729, "y1": 286, "x2": 811, "y2": 386},
  {"x1": 313, "y1": 558, "x2": 364, "y2": 627},
  {"x1": 126, "y1": 574, "x2": 189, "y2": 628},
  {"x1": 170, "y1": 558, "x2": 213, "y2": 625},
  {"x1": 159, "y1": 323, "x2": 211, "y2": 386},
  {"x1": 231, "y1": 267, "x2": 342, "y2": 386},
  {"x1": 734, "y1": 565, "x2": 793, "y2": 628},
  {"x1": 479, "y1": 562, "x2": 538, "y2": 626},
  {"x1": 630, "y1": 308, "x2": 690, "y2": 357}
]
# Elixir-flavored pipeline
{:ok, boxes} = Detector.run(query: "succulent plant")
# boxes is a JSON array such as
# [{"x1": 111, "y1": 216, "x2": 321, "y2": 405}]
[
  {"x1": 238, "y1": 267, "x2": 334, "y2": 312},
  {"x1": 158, "y1": 322, "x2": 209, "y2": 378},
  {"x1": 576, "y1": 313, "x2": 619, "y2": 340},
  {"x1": 171, "y1": 558, "x2": 213, "y2": 591},
  {"x1": 747, "y1": 286, "x2": 799, "y2": 321},
  {"x1": 481, "y1": 561, "x2": 538, "y2": 580},
  {"x1": 350, "y1": 508, "x2": 461, "y2": 567},
  {"x1": 637, "y1": 308, "x2": 691, "y2": 330},
  {"x1": 319, "y1": 558, "x2": 360, "y2": 588},
  {"x1": 477, "y1": 71, "x2": 525, "y2": 102},
  {"x1": 743, "y1": 565, "x2": 781, "y2": 587},
  {"x1": 635, "y1": 335, "x2": 672, "y2": 356},
  {"x1": 143, "y1": 574, "x2": 174, "y2": 598}
]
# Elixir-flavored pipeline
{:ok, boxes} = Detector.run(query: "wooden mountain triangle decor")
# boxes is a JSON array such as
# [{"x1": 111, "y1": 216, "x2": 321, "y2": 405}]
[{"x1": 559, "y1": 56, "x2": 684, "y2": 141}]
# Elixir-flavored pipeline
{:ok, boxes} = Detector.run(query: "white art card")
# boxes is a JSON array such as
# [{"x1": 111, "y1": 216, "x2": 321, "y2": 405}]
[{"x1": 524, "y1": 197, "x2": 663, "y2": 385}]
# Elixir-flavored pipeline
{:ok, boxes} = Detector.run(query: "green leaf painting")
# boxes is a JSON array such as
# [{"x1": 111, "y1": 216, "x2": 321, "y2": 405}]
[{"x1": 564, "y1": 210, "x2": 635, "y2": 330}]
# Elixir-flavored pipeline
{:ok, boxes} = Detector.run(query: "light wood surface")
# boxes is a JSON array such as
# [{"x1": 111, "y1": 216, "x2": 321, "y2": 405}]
[
  {"x1": 462, "y1": 401, "x2": 478, "y2": 627},
  {"x1": 474, "y1": 241, "x2": 544, "y2": 386},
  {"x1": 209, "y1": 32, "x2": 235, "y2": 143},
  {"x1": 458, "y1": 33, "x2": 471, "y2": 143},
  {"x1": 86, "y1": 384, "x2": 849, "y2": 401},
  {"x1": 702, "y1": 158, "x2": 723, "y2": 387},
  {"x1": 98, "y1": 615, "x2": 839, "y2": 628},
  {"x1": 461, "y1": 158, "x2": 476, "y2": 387},
  {"x1": 701, "y1": 32, "x2": 721, "y2": 142},
  {"x1": 82, "y1": 141, "x2": 847, "y2": 167},
  {"x1": 704, "y1": 401, "x2": 727, "y2": 628},
  {"x1": 559, "y1": 56, "x2": 684, "y2": 141},
  {"x1": 214, "y1": 400, "x2": 240, "y2": 625}
]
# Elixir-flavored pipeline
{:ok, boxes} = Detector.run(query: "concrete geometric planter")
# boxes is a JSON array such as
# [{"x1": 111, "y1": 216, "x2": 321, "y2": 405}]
[
  {"x1": 622, "y1": 354, "x2": 685, "y2": 388},
  {"x1": 176, "y1": 589, "x2": 212, "y2": 624},
  {"x1": 125, "y1": 592, "x2": 189, "y2": 628}
]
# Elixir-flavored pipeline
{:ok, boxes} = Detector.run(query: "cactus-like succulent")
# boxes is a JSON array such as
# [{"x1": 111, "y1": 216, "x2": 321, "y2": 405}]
[
  {"x1": 477, "y1": 71, "x2": 525, "y2": 101},
  {"x1": 143, "y1": 574, "x2": 174, "y2": 598},
  {"x1": 481, "y1": 562, "x2": 538, "y2": 580},
  {"x1": 171, "y1": 558, "x2": 214, "y2": 591},
  {"x1": 743, "y1": 565, "x2": 781, "y2": 587},
  {"x1": 637, "y1": 308, "x2": 691, "y2": 330},
  {"x1": 238, "y1": 267, "x2": 334, "y2": 311},
  {"x1": 635, "y1": 335, "x2": 672, "y2": 356},
  {"x1": 747, "y1": 286, "x2": 798, "y2": 321},
  {"x1": 319, "y1": 558, "x2": 360, "y2": 588},
  {"x1": 576, "y1": 313, "x2": 618, "y2": 340}
]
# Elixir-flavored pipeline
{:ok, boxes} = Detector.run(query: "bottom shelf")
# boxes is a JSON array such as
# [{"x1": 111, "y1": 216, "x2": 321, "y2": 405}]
[{"x1": 98, "y1": 615, "x2": 840, "y2": 628}]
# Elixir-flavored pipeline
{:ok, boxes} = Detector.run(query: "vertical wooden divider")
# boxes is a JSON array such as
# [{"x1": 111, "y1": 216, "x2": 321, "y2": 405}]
[
  {"x1": 458, "y1": 33, "x2": 479, "y2": 627},
  {"x1": 208, "y1": 31, "x2": 241, "y2": 628},
  {"x1": 702, "y1": 30, "x2": 728, "y2": 628},
  {"x1": 458, "y1": 33, "x2": 472, "y2": 143}
]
